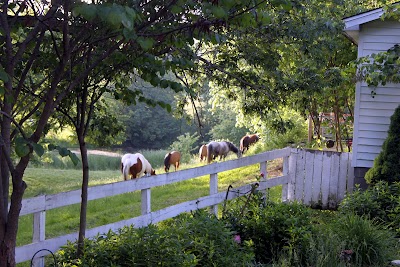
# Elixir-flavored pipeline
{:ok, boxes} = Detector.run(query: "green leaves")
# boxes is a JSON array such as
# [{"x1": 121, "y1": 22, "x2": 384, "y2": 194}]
[
  {"x1": 356, "y1": 44, "x2": 400, "y2": 87},
  {"x1": 14, "y1": 138, "x2": 44, "y2": 157},
  {"x1": 73, "y1": 3, "x2": 138, "y2": 31},
  {"x1": 137, "y1": 37, "x2": 155, "y2": 51},
  {"x1": 48, "y1": 144, "x2": 80, "y2": 166},
  {"x1": 15, "y1": 138, "x2": 30, "y2": 157}
]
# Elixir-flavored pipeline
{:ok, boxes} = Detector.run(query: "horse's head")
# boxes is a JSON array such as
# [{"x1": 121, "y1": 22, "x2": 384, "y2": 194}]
[
  {"x1": 237, "y1": 150, "x2": 242, "y2": 158},
  {"x1": 151, "y1": 169, "x2": 156, "y2": 175},
  {"x1": 164, "y1": 165, "x2": 170, "y2": 173}
]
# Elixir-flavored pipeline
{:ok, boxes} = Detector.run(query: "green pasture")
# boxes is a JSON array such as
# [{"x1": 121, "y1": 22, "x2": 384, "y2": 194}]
[{"x1": 17, "y1": 151, "x2": 283, "y2": 248}]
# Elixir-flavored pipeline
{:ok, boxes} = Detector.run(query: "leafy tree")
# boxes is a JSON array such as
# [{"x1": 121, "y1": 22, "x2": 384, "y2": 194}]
[
  {"x1": 179, "y1": 0, "x2": 390, "y2": 151},
  {"x1": 120, "y1": 83, "x2": 194, "y2": 149},
  {"x1": 0, "y1": 1, "x2": 281, "y2": 265},
  {"x1": 170, "y1": 132, "x2": 199, "y2": 163}
]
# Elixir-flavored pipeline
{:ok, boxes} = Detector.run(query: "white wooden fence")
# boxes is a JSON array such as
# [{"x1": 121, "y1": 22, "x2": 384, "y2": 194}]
[
  {"x1": 17, "y1": 148, "x2": 354, "y2": 266},
  {"x1": 288, "y1": 148, "x2": 354, "y2": 209}
]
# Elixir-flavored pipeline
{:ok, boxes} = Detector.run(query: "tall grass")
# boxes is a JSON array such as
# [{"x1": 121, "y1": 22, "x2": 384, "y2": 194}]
[{"x1": 29, "y1": 149, "x2": 170, "y2": 170}]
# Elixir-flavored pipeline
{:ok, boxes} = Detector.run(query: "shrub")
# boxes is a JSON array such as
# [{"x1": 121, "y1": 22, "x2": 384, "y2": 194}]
[
  {"x1": 161, "y1": 210, "x2": 254, "y2": 266},
  {"x1": 339, "y1": 181, "x2": 400, "y2": 235},
  {"x1": 169, "y1": 132, "x2": 199, "y2": 163},
  {"x1": 223, "y1": 193, "x2": 313, "y2": 265},
  {"x1": 365, "y1": 104, "x2": 400, "y2": 184},
  {"x1": 54, "y1": 210, "x2": 254, "y2": 266},
  {"x1": 54, "y1": 224, "x2": 195, "y2": 267},
  {"x1": 329, "y1": 213, "x2": 399, "y2": 267}
]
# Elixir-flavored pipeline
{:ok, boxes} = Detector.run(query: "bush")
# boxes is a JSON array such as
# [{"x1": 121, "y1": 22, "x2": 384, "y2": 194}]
[
  {"x1": 329, "y1": 213, "x2": 399, "y2": 266},
  {"x1": 169, "y1": 132, "x2": 199, "y2": 163},
  {"x1": 54, "y1": 210, "x2": 254, "y2": 266},
  {"x1": 365, "y1": 104, "x2": 400, "y2": 184},
  {"x1": 223, "y1": 193, "x2": 313, "y2": 265},
  {"x1": 298, "y1": 213, "x2": 399, "y2": 267},
  {"x1": 339, "y1": 181, "x2": 400, "y2": 235}
]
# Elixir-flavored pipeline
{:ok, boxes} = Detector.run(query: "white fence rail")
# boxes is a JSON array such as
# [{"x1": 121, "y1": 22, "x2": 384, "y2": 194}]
[{"x1": 18, "y1": 148, "x2": 292, "y2": 265}]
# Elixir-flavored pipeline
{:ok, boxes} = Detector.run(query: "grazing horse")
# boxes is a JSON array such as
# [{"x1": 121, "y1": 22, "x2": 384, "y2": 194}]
[
  {"x1": 164, "y1": 151, "x2": 181, "y2": 172},
  {"x1": 199, "y1": 144, "x2": 208, "y2": 161},
  {"x1": 121, "y1": 153, "x2": 156, "y2": 180},
  {"x1": 207, "y1": 141, "x2": 241, "y2": 164},
  {"x1": 240, "y1": 134, "x2": 260, "y2": 154}
]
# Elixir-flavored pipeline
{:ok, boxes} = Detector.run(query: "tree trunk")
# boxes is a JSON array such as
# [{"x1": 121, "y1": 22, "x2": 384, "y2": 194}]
[{"x1": 77, "y1": 136, "x2": 89, "y2": 258}]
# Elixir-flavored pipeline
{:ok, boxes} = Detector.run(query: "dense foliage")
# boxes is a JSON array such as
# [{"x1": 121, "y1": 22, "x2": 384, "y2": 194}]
[
  {"x1": 54, "y1": 195, "x2": 399, "y2": 267},
  {"x1": 54, "y1": 211, "x2": 254, "y2": 267},
  {"x1": 339, "y1": 181, "x2": 400, "y2": 236}
]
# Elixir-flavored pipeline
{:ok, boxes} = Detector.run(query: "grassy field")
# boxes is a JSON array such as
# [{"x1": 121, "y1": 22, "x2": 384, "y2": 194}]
[{"x1": 17, "y1": 151, "x2": 284, "y2": 251}]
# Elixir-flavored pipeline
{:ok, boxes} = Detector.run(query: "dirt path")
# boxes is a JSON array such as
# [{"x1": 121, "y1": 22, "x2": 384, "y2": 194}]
[{"x1": 72, "y1": 149, "x2": 122, "y2": 158}]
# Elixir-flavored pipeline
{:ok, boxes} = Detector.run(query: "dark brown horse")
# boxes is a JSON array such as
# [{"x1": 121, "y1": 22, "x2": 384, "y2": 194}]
[
  {"x1": 164, "y1": 151, "x2": 181, "y2": 172},
  {"x1": 240, "y1": 134, "x2": 260, "y2": 154},
  {"x1": 121, "y1": 153, "x2": 156, "y2": 180},
  {"x1": 199, "y1": 144, "x2": 208, "y2": 162}
]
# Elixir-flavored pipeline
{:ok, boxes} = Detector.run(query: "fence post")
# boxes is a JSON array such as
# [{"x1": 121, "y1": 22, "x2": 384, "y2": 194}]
[
  {"x1": 281, "y1": 154, "x2": 290, "y2": 202},
  {"x1": 259, "y1": 161, "x2": 268, "y2": 197},
  {"x1": 141, "y1": 189, "x2": 151, "y2": 215},
  {"x1": 31, "y1": 211, "x2": 46, "y2": 267},
  {"x1": 209, "y1": 173, "x2": 218, "y2": 215}
]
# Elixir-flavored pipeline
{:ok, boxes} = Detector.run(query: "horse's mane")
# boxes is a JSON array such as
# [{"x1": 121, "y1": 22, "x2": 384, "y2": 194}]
[{"x1": 225, "y1": 141, "x2": 239, "y2": 153}]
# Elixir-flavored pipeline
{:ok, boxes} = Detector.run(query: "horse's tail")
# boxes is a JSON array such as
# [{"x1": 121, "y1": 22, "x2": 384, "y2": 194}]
[
  {"x1": 122, "y1": 161, "x2": 130, "y2": 180},
  {"x1": 199, "y1": 145, "x2": 204, "y2": 161},
  {"x1": 239, "y1": 137, "x2": 245, "y2": 153},
  {"x1": 207, "y1": 144, "x2": 213, "y2": 164}
]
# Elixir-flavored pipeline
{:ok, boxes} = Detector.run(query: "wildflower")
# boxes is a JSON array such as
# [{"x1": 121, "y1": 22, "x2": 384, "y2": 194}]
[{"x1": 233, "y1": 234, "x2": 241, "y2": 244}]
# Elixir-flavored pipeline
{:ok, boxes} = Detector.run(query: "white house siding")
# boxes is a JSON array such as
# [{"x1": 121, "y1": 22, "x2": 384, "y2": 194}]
[{"x1": 353, "y1": 20, "x2": 400, "y2": 168}]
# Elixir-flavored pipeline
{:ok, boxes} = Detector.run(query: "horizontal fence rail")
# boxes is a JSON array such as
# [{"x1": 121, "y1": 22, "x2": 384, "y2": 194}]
[{"x1": 17, "y1": 147, "x2": 292, "y2": 264}]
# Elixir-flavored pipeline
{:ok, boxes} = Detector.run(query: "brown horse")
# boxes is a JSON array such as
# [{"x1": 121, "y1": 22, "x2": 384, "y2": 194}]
[
  {"x1": 240, "y1": 134, "x2": 260, "y2": 154},
  {"x1": 199, "y1": 144, "x2": 208, "y2": 161},
  {"x1": 164, "y1": 151, "x2": 181, "y2": 172},
  {"x1": 121, "y1": 153, "x2": 156, "y2": 180}
]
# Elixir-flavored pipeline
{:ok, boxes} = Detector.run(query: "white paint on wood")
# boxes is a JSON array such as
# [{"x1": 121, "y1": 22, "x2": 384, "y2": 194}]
[
  {"x1": 209, "y1": 173, "x2": 218, "y2": 215},
  {"x1": 32, "y1": 211, "x2": 45, "y2": 267},
  {"x1": 328, "y1": 153, "x2": 340, "y2": 209},
  {"x1": 311, "y1": 151, "x2": 323, "y2": 205},
  {"x1": 141, "y1": 189, "x2": 151, "y2": 214},
  {"x1": 337, "y1": 153, "x2": 349, "y2": 200},
  {"x1": 303, "y1": 151, "x2": 315, "y2": 205},
  {"x1": 294, "y1": 149, "x2": 306, "y2": 200},
  {"x1": 320, "y1": 151, "x2": 332, "y2": 208},
  {"x1": 287, "y1": 149, "x2": 298, "y2": 200},
  {"x1": 281, "y1": 155, "x2": 289, "y2": 201}
]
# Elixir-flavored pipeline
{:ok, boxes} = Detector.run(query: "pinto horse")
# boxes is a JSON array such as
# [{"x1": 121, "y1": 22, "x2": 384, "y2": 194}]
[
  {"x1": 240, "y1": 134, "x2": 260, "y2": 154},
  {"x1": 206, "y1": 141, "x2": 241, "y2": 164},
  {"x1": 164, "y1": 151, "x2": 181, "y2": 172},
  {"x1": 199, "y1": 144, "x2": 208, "y2": 161},
  {"x1": 121, "y1": 153, "x2": 156, "y2": 180}
]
